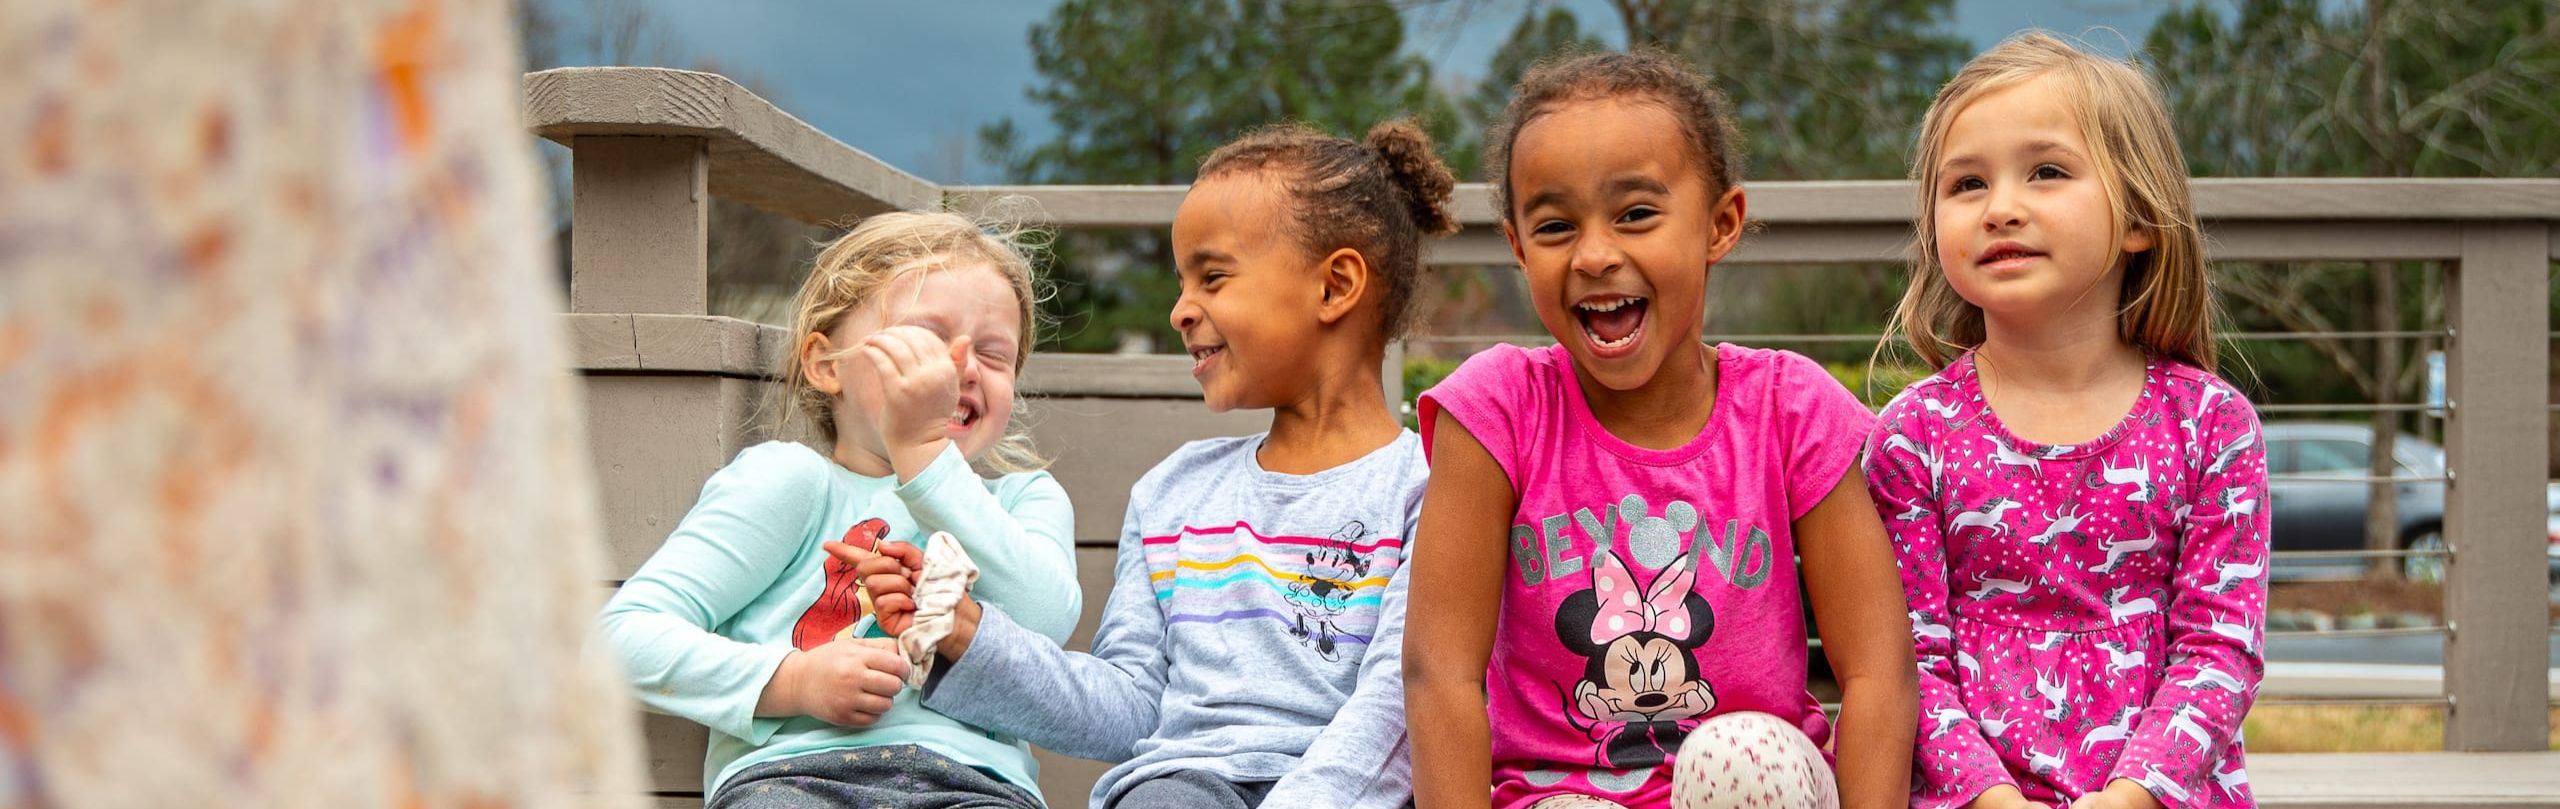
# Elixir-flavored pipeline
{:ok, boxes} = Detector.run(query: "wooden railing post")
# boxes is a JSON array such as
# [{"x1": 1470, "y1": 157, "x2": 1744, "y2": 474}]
[
  {"x1": 2441, "y1": 221, "x2": 2553, "y2": 751},
  {"x1": 571, "y1": 136, "x2": 708, "y2": 314},
  {"x1": 568, "y1": 135, "x2": 763, "y2": 579}
]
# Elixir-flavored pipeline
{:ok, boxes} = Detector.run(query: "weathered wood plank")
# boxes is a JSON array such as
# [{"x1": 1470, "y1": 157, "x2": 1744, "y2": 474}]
[
  {"x1": 951, "y1": 179, "x2": 2560, "y2": 228},
  {"x1": 2252, "y1": 752, "x2": 2560, "y2": 808},
  {"x1": 568, "y1": 313, "x2": 778, "y2": 378},
  {"x1": 527, "y1": 68, "x2": 940, "y2": 224},
  {"x1": 590, "y1": 375, "x2": 768, "y2": 580},
  {"x1": 1027, "y1": 396, "x2": 1269, "y2": 543},
  {"x1": 2442, "y1": 222, "x2": 2554, "y2": 751},
  {"x1": 571, "y1": 136, "x2": 709, "y2": 315}
]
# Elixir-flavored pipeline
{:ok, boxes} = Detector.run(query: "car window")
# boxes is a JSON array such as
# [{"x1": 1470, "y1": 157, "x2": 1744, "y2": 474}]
[
  {"x1": 2291, "y1": 439, "x2": 2369, "y2": 474},
  {"x1": 2264, "y1": 439, "x2": 2299, "y2": 475}
]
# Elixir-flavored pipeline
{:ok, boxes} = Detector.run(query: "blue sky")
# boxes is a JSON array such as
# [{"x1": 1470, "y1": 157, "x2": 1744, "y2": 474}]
[{"x1": 546, "y1": 0, "x2": 2164, "y2": 184}]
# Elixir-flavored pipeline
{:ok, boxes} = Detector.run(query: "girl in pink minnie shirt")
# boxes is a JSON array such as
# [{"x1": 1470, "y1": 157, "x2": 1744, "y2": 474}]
[{"x1": 1870, "y1": 33, "x2": 2268, "y2": 809}]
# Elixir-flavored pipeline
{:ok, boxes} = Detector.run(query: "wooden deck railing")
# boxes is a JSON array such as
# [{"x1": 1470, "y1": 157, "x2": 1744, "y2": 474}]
[{"x1": 528, "y1": 66, "x2": 2559, "y2": 807}]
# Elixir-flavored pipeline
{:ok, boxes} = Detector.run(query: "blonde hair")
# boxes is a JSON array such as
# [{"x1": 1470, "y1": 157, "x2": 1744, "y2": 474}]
[
  {"x1": 1886, "y1": 31, "x2": 2216, "y2": 373},
  {"x1": 775, "y1": 209, "x2": 1050, "y2": 474}
]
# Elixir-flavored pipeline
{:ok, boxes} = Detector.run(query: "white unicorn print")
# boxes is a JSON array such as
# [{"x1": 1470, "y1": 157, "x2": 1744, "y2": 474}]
[
  {"x1": 2208, "y1": 612, "x2": 2260, "y2": 653},
  {"x1": 2177, "y1": 661, "x2": 2247, "y2": 693},
  {"x1": 2080, "y1": 706, "x2": 2137, "y2": 753},
  {"x1": 1964, "y1": 571, "x2": 2036, "y2": 603},
  {"x1": 2097, "y1": 456, "x2": 2154, "y2": 503},
  {"x1": 2206, "y1": 429, "x2": 2257, "y2": 477},
  {"x1": 2206, "y1": 555, "x2": 2265, "y2": 594},
  {"x1": 2026, "y1": 502, "x2": 2088, "y2": 547},
  {"x1": 2093, "y1": 528, "x2": 2160, "y2": 575},
  {"x1": 1950, "y1": 496, "x2": 2023, "y2": 539},
  {"x1": 2106, "y1": 585, "x2": 2162, "y2": 622},
  {"x1": 2097, "y1": 641, "x2": 2147, "y2": 676},
  {"x1": 2035, "y1": 669, "x2": 2070, "y2": 721},
  {"x1": 1991, "y1": 440, "x2": 2041, "y2": 476},
  {"x1": 2212, "y1": 759, "x2": 2250, "y2": 799},
  {"x1": 2166, "y1": 703, "x2": 2216, "y2": 751}
]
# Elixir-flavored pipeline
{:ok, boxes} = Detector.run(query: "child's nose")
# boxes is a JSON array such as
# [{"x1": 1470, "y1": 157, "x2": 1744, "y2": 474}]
[
  {"x1": 1169, "y1": 296, "x2": 1202, "y2": 333},
  {"x1": 1570, "y1": 234, "x2": 1622, "y2": 276},
  {"x1": 1982, "y1": 184, "x2": 2024, "y2": 231}
]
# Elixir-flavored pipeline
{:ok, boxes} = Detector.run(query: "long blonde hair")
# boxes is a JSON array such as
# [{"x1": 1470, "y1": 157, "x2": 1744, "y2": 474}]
[
  {"x1": 775, "y1": 209, "x2": 1050, "y2": 474},
  {"x1": 1886, "y1": 31, "x2": 2215, "y2": 372}
]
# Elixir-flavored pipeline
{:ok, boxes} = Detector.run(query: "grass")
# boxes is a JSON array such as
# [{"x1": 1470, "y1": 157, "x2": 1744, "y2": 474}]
[{"x1": 2242, "y1": 704, "x2": 2560, "y2": 752}]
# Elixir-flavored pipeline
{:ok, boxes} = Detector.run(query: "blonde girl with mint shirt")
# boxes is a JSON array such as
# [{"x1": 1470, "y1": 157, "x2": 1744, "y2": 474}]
[{"x1": 597, "y1": 211, "x2": 1077, "y2": 808}]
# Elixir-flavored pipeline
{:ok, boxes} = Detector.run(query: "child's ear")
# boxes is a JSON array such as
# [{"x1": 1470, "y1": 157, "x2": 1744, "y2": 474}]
[
  {"x1": 1501, "y1": 217, "x2": 1527, "y2": 270},
  {"x1": 1315, "y1": 247, "x2": 1369, "y2": 325},
  {"x1": 2121, "y1": 223, "x2": 2156, "y2": 255},
  {"x1": 801, "y1": 332, "x2": 842, "y2": 395},
  {"x1": 1703, "y1": 184, "x2": 1748, "y2": 264}
]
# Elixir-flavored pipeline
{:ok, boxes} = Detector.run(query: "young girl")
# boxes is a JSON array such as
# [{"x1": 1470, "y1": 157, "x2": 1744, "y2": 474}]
[
  {"x1": 596, "y1": 211, "x2": 1078, "y2": 808},
  {"x1": 1404, "y1": 50, "x2": 1920, "y2": 809},
  {"x1": 846, "y1": 121, "x2": 1458, "y2": 809},
  {"x1": 1869, "y1": 33, "x2": 2266, "y2": 809}
]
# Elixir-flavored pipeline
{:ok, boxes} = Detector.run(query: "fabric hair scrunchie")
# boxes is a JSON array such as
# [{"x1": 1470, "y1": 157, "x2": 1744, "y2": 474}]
[{"x1": 898, "y1": 531, "x2": 980, "y2": 689}]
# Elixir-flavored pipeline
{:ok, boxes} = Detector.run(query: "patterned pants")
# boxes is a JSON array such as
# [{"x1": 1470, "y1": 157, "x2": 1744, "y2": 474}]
[{"x1": 1528, "y1": 712, "x2": 1838, "y2": 809}]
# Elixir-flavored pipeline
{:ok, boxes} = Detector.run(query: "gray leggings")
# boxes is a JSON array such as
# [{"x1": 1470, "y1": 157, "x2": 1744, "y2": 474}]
[
  {"x1": 1109, "y1": 769, "x2": 1275, "y2": 809},
  {"x1": 707, "y1": 744, "x2": 1043, "y2": 809}
]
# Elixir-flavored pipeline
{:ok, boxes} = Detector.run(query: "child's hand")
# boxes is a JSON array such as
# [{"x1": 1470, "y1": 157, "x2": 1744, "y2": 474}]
[
  {"x1": 858, "y1": 325, "x2": 971, "y2": 480},
  {"x1": 760, "y1": 637, "x2": 909, "y2": 727},
  {"x1": 826, "y1": 538, "x2": 926, "y2": 635},
  {"x1": 2069, "y1": 780, "x2": 2162, "y2": 809},
  {"x1": 821, "y1": 538, "x2": 983, "y2": 660},
  {"x1": 1969, "y1": 785, "x2": 2048, "y2": 809}
]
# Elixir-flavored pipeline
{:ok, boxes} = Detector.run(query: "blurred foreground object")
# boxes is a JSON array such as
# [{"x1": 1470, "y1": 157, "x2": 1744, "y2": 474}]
[{"x1": 0, "y1": 0, "x2": 643, "y2": 806}]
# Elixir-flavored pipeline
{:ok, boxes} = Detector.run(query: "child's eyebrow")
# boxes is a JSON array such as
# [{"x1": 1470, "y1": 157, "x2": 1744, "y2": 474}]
[
  {"x1": 1518, "y1": 188, "x2": 1570, "y2": 215},
  {"x1": 1940, "y1": 140, "x2": 2086, "y2": 173},
  {"x1": 896, "y1": 311, "x2": 952, "y2": 332},
  {"x1": 2019, "y1": 139, "x2": 2086, "y2": 162},
  {"x1": 1520, "y1": 176, "x2": 1669, "y2": 215},
  {"x1": 1180, "y1": 247, "x2": 1233, "y2": 271},
  {"x1": 1603, "y1": 175, "x2": 1669, "y2": 197}
]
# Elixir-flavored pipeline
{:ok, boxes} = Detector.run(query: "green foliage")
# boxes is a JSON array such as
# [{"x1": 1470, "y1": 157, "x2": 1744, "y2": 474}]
[
  {"x1": 1617, "y1": 0, "x2": 1970, "y2": 181},
  {"x1": 2146, "y1": 0, "x2": 2560, "y2": 411},
  {"x1": 1598, "y1": 1, "x2": 1969, "y2": 351},
  {"x1": 984, "y1": 0, "x2": 1464, "y2": 352},
  {"x1": 1453, "y1": 6, "x2": 1609, "y2": 180}
]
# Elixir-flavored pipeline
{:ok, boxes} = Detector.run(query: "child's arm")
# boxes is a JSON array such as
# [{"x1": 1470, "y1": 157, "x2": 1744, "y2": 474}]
[
  {"x1": 1264, "y1": 509, "x2": 1421, "y2": 809},
  {"x1": 1800, "y1": 464, "x2": 1920, "y2": 809},
  {"x1": 863, "y1": 324, "x2": 1081, "y2": 642},
  {"x1": 893, "y1": 445, "x2": 1081, "y2": 643},
  {"x1": 900, "y1": 480, "x2": 1171, "y2": 762},
  {"x1": 2100, "y1": 393, "x2": 2267, "y2": 809},
  {"x1": 1865, "y1": 425, "x2": 2021, "y2": 809},
  {"x1": 596, "y1": 445, "x2": 909, "y2": 742},
  {"x1": 1404, "y1": 416, "x2": 1512, "y2": 809}
]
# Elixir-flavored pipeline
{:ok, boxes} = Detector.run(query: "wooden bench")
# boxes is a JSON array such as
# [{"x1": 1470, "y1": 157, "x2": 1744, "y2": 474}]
[
  {"x1": 603, "y1": 352, "x2": 1267, "y2": 807},
  {"x1": 534, "y1": 66, "x2": 2559, "y2": 808}
]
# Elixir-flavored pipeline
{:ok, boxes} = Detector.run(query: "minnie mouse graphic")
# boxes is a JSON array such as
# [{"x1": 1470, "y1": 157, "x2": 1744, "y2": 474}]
[
  {"x1": 1286, "y1": 520, "x2": 1375, "y2": 662},
  {"x1": 1554, "y1": 547, "x2": 1716, "y2": 769}
]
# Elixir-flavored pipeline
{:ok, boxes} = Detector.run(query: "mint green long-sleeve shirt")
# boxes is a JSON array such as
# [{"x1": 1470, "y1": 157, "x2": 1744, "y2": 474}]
[{"x1": 597, "y1": 441, "x2": 1079, "y2": 798}]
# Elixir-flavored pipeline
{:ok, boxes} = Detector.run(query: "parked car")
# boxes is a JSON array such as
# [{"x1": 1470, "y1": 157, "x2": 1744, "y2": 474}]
[
  {"x1": 2546, "y1": 482, "x2": 2559, "y2": 585},
  {"x1": 2262, "y1": 422, "x2": 2445, "y2": 581}
]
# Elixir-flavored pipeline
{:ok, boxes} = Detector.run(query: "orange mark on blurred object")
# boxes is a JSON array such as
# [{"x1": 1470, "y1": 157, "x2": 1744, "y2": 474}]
[
  {"x1": 201, "y1": 106, "x2": 233, "y2": 165},
  {"x1": 35, "y1": 365, "x2": 138, "y2": 467},
  {"x1": 0, "y1": 684, "x2": 32, "y2": 750},
  {"x1": 183, "y1": 226, "x2": 231, "y2": 278},
  {"x1": 374, "y1": 0, "x2": 441, "y2": 153},
  {"x1": 31, "y1": 95, "x2": 71, "y2": 176},
  {"x1": 0, "y1": 322, "x2": 29, "y2": 371}
]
